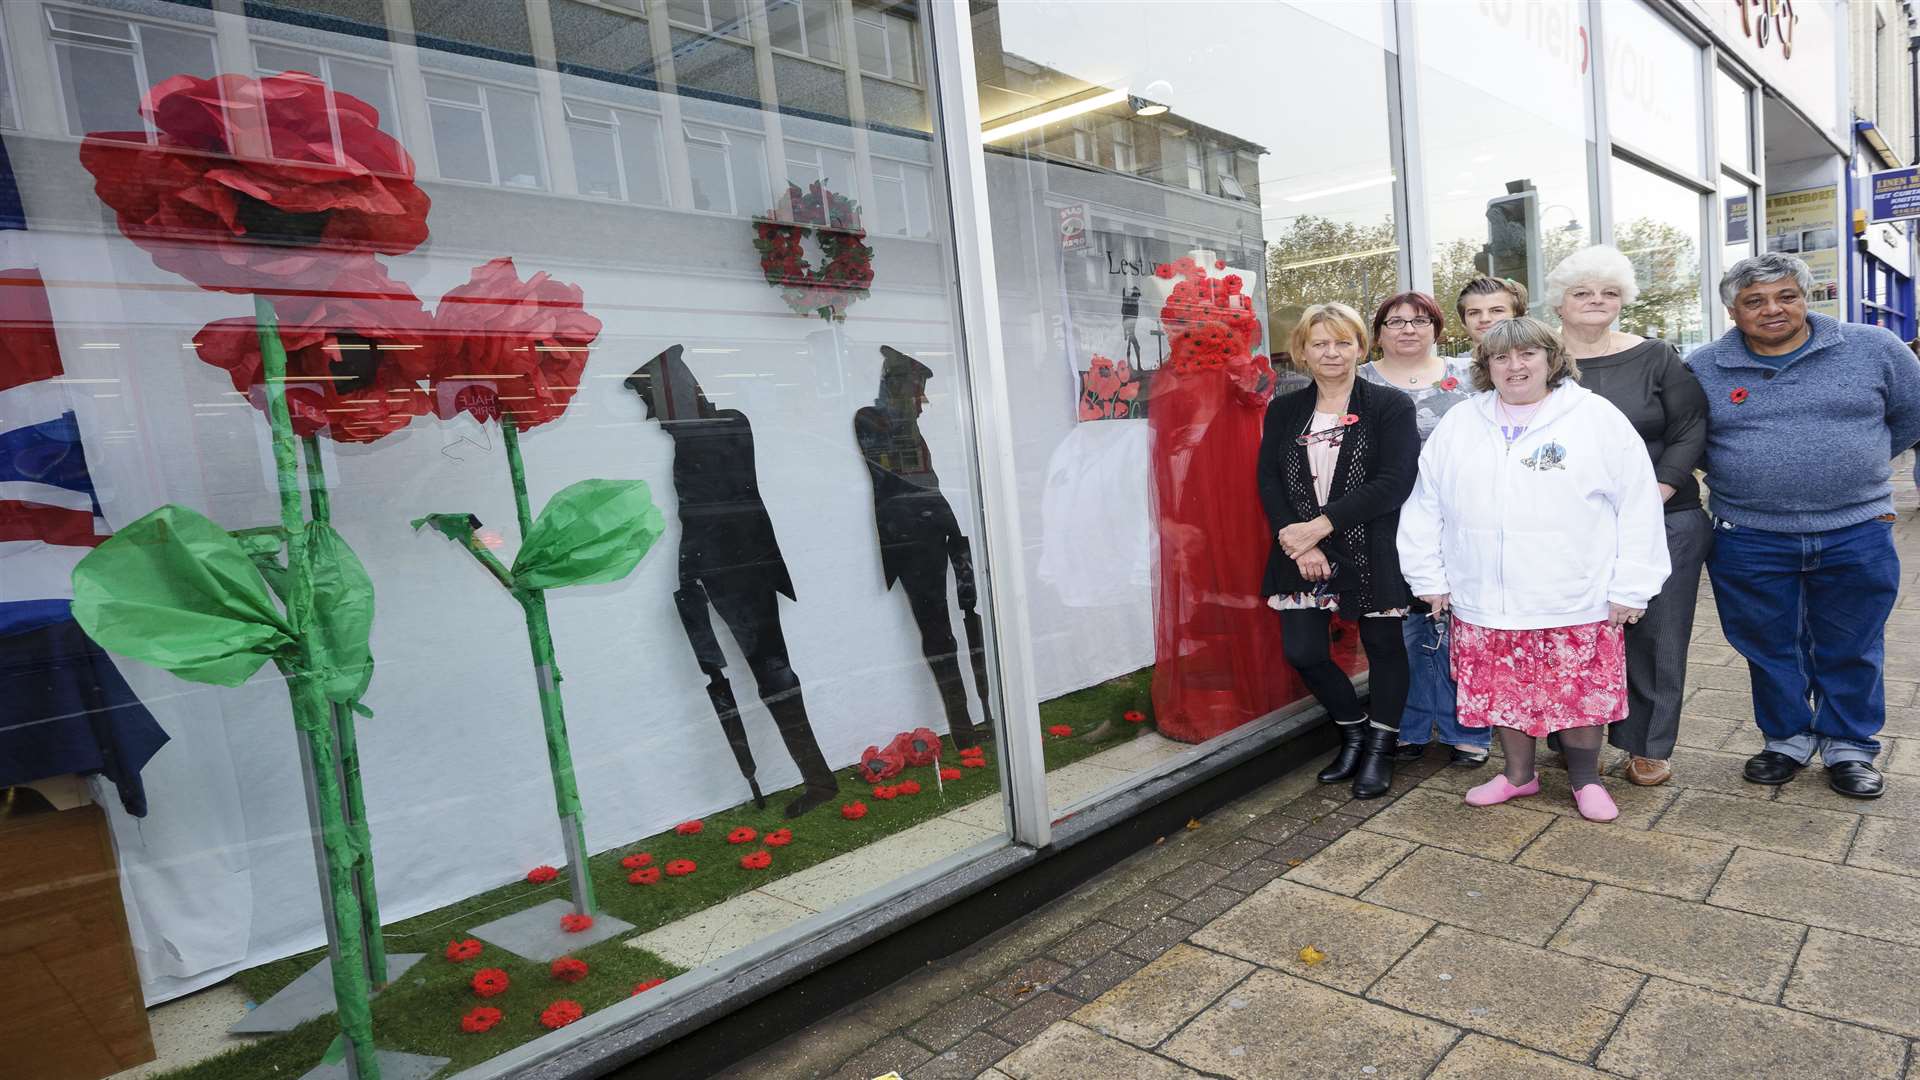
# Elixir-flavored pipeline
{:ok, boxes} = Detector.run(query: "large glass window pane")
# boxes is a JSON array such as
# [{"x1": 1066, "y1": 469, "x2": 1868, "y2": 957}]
[
  {"x1": 1610, "y1": 157, "x2": 1706, "y2": 350},
  {"x1": 571, "y1": 121, "x2": 624, "y2": 198},
  {"x1": 1416, "y1": 0, "x2": 1590, "y2": 354},
  {"x1": 139, "y1": 25, "x2": 218, "y2": 84},
  {"x1": 1720, "y1": 171, "x2": 1755, "y2": 270},
  {"x1": 429, "y1": 100, "x2": 493, "y2": 181},
  {"x1": 1604, "y1": 0, "x2": 1705, "y2": 177},
  {"x1": 803, "y1": 2, "x2": 841, "y2": 63},
  {"x1": 330, "y1": 57, "x2": 399, "y2": 137},
  {"x1": 55, "y1": 43, "x2": 143, "y2": 135},
  {"x1": 1717, "y1": 68, "x2": 1753, "y2": 171},
  {"x1": 617, "y1": 111, "x2": 669, "y2": 205},
  {"x1": 485, "y1": 87, "x2": 546, "y2": 189}
]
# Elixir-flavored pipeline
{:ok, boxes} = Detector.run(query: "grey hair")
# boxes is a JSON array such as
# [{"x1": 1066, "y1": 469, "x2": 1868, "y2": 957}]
[
  {"x1": 1718, "y1": 253, "x2": 1816, "y2": 306},
  {"x1": 1543, "y1": 245, "x2": 1640, "y2": 310}
]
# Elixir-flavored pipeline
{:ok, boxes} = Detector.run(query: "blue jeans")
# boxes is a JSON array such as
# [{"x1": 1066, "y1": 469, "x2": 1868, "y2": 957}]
[
  {"x1": 1397, "y1": 610, "x2": 1490, "y2": 751},
  {"x1": 1706, "y1": 517, "x2": 1900, "y2": 765}
]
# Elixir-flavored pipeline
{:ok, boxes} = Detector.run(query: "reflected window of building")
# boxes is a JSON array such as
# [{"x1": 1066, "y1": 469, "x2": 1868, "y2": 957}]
[
  {"x1": 685, "y1": 120, "x2": 769, "y2": 214},
  {"x1": 854, "y1": 4, "x2": 917, "y2": 84},
  {"x1": 49, "y1": 7, "x2": 217, "y2": 137},
  {"x1": 424, "y1": 74, "x2": 546, "y2": 189},
  {"x1": 1611, "y1": 157, "x2": 1706, "y2": 349},
  {"x1": 872, "y1": 155, "x2": 932, "y2": 237},
  {"x1": 767, "y1": 0, "x2": 842, "y2": 65},
  {"x1": 411, "y1": 0, "x2": 533, "y2": 57},
  {"x1": 1716, "y1": 67, "x2": 1753, "y2": 172},
  {"x1": 668, "y1": 0, "x2": 748, "y2": 40},
  {"x1": 1604, "y1": 0, "x2": 1705, "y2": 178},
  {"x1": 566, "y1": 98, "x2": 669, "y2": 204},
  {"x1": 785, "y1": 140, "x2": 856, "y2": 192},
  {"x1": 255, "y1": 44, "x2": 400, "y2": 141}
]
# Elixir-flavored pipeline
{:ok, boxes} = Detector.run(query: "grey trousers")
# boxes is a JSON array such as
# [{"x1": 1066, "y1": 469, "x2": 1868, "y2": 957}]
[{"x1": 1610, "y1": 508, "x2": 1713, "y2": 759}]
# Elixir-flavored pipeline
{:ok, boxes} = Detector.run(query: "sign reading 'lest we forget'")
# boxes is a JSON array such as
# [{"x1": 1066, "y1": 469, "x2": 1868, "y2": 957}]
[{"x1": 1870, "y1": 167, "x2": 1920, "y2": 223}]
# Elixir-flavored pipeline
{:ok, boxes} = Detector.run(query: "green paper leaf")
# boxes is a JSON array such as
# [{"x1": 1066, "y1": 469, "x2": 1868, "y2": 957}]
[
  {"x1": 511, "y1": 478, "x2": 665, "y2": 590},
  {"x1": 306, "y1": 522, "x2": 375, "y2": 705},
  {"x1": 70, "y1": 504, "x2": 295, "y2": 686},
  {"x1": 411, "y1": 512, "x2": 480, "y2": 546}
]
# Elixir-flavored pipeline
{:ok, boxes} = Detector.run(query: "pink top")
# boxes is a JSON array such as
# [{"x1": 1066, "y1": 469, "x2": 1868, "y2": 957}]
[{"x1": 1306, "y1": 410, "x2": 1341, "y2": 506}]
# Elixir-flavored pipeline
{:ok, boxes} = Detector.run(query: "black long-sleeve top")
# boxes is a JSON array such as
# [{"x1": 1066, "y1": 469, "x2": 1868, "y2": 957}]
[{"x1": 1575, "y1": 339, "x2": 1708, "y2": 513}]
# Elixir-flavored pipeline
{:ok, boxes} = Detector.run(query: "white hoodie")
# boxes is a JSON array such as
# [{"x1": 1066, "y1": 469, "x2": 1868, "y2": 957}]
[{"x1": 1396, "y1": 383, "x2": 1671, "y2": 630}]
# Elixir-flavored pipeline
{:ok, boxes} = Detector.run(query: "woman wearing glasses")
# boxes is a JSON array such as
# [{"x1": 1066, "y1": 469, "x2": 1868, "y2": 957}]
[
  {"x1": 1259, "y1": 303, "x2": 1420, "y2": 798},
  {"x1": 1397, "y1": 317, "x2": 1670, "y2": 822},
  {"x1": 1358, "y1": 292, "x2": 1490, "y2": 767}
]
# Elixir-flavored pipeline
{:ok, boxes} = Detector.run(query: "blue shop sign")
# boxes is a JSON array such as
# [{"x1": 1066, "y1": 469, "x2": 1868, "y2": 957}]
[{"x1": 1870, "y1": 167, "x2": 1920, "y2": 222}]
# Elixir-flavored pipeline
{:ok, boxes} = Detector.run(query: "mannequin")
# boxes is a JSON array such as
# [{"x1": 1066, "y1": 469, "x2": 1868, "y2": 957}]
[
  {"x1": 625, "y1": 345, "x2": 838, "y2": 818},
  {"x1": 852, "y1": 346, "x2": 992, "y2": 750}
]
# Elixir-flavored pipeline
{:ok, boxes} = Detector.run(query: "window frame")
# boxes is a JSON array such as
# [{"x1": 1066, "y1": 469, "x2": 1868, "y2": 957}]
[
  {"x1": 852, "y1": 5, "x2": 919, "y2": 86},
  {"x1": 664, "y1": 0, "x2": 749, "y2": 41},
  {"x1": 765, "y1": 0, "x2": 843, "y2": 67},
  {"x1": 44, "y1": 5, "x2": 218, "y2": 141},
  {"x1": 423, "y1": 72, "x2": 551, "y2": 191}
]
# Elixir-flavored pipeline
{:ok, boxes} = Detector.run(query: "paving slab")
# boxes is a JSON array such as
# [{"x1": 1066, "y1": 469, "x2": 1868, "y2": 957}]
[
  {"x1": 1044, "y1": 922, "x2": 1131, "y2": 968},
  {"x1": 1360, "y1": 788, "x2": 1556, "y2": 860},
  {"x1": 902, "y1": 994, "x2": 1007, "y2": 1054},
  {"x1": 828, "y1": 1034, "x2": 934, "y2": 1080},
  {"x1": 626, "y1": 890, "x2": 813, "y2": 968},
  {"x1": 1360, "y1": 846, "x2": 1590, "y2": 946},
  {"x1": 1881, "y1": 736, "x2": 1920, "y2": 776},
  {"x1": 994, "y1": 1021, "x2": 1202, "y2": 1080},
  {"x1": 1610, "y1": 744, "x2": 1775, "y2": 799},
  {"x1": 1597, "y1": 979, "x2": 1907, "y2": 1080},
  {"x1": 1780, "y1": 928, "x2": 1920, "y2": 1038},
  {"x1": 1427, "y1": 1034, "x2": 1614, "y2": 1080},
  {"x1": 1773, "y1": 769, "x2": 1920, "y2": 822},
  {"x1": 1847, "y1": 815, "x2": 1920, "y2": 877},
  {"x1": 1161, "y1": 969, "x2": 1456, "y2": 1080},
  {"x1": 1283, "y1": 829, "x2": 1416, "y2": 896},
  {"x1": 1369, "y1": 925, "x2": 1640, "y2": 1060},
  {"x1": 1516, "y1": 817, "x2": 1734, "y2": 900},
  {"x1": 1055, "y1": 951, "x2": 1145, "y2": 1001},
  {"x1": 1708, "y1": 847, "x2": 1920, "y2": 946},
  {"x1": 1547, "y1": 884, "x2": 1802, "y2": 1001},
  {"x1": 986, "y1": 991, "x2": 1080, "y2": 1045},
  {"x1": 1682, "y1": 664, "x2": 1752, "y2": 695},
  {"x1": 230, "y1": 953, "x2": 426, "y2": 1034},
  {"x1": 1098, "y1": 889, "x2": 1184, "y2": 931},
  {"x1": 1882, "y1": 703, "x2": 1920, "y2": 739},
  {"x1": 1653, "y1": 788, "x2": 1860, "y2": 863},
  {"x1": 1071, "y1": 943, "x2": 1251, "y2": 1049},
  {"x1": 1189, "y1": 880, "x2": 1432, "y2": 993},
  {"x1": 1670, "y1": 710, "x2": 1750, "y2": 749},
  {"x1": 760, "y1": 818, "x2": 999, "y2": 911},
  {"x1": 1684, "y1": 687, "x2": 1755, "y2": 721},
  {"x1": 905, "y1": 1030, "x2": 1015, "y2": 1080},
  {"x1": 1420, "y1": 765, "x2": 1679, "y2": 828}
]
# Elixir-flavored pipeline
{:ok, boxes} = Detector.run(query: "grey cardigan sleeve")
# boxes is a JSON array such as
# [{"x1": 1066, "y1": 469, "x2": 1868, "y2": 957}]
[{"x1": 1651, "y1": 342, "x2": 1708, "y2": 489}]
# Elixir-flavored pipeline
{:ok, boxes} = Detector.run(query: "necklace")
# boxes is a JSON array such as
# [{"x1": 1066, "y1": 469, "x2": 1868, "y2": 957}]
[{"x1": 1495, "y1": 396, "x2": 1545, "y2": 445}]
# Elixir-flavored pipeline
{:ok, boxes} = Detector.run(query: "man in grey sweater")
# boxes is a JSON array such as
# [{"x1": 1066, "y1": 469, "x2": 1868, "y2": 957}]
[{"x1": 1690, "y1": 253, "x2": 1920, "y2": 798}]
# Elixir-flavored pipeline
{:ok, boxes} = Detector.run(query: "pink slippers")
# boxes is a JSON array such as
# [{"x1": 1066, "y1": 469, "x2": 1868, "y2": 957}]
[
  {"x1": 1571, "y1": 783, "x2": 1619, "y2": 822},
  {"x1": 1464, "y1": 774, "x2": 1539, "y2": 806}
]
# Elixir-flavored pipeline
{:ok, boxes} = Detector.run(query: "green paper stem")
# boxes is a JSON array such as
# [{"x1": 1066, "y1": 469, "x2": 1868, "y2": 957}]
[
  {"x1": 501, "y1": 416, "x2": 595, "y2": 915},
  {"x1": 258, "y1": 298, "x2": 381, "y2": 1080}
]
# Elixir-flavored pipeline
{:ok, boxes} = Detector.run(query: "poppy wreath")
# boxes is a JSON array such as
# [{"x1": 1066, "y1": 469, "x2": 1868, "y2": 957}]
[{"x1": 751, "y1": 181, "x2": 875, "y2": 322}]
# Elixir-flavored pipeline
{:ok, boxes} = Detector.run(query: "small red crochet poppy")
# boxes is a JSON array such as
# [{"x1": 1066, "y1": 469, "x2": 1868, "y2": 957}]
[
  {"x1": 872, "y1": 785, "x2": 898, "y2": 800},
  {"x1": 939, "y1": 767, "x2": 962, "y2": 781},
  {"x1": 1341, "y1": 413, "x2": 1359, "y2": 426},
  {"x1": 1730, "y1": 387, "x2": 1749, "y2": 403},
  {"x1": 764, "y1": 828, "x2": 793, "y2": 847},
  {"x1": 444, "y1": 938, "x2": 483, "y2": 963},
  {"x1": 471, "y1": 968, "x2": 510, "y2": 998},
  {"x1": 628, "y1": 866, "x2": 661, "y2": 885},
  {"x1": 674, "y1": 820, "x2": 703, "y2": 836},
  {"x1": 540, "y1": 1000, "x2": 584, "y2": 1029},
  {"x1": 560, "y1": 914, "x2": 593, "y2": 934},
  {"x1": 525, "y1": 865, "x2": 559, "y2": 884},
  {"x1": 460, "y1": 1006, "x2": 503, "y2": 1033},
  {"x1": 631, "y1": 978, "x2": 665, "y2": 995},
  {"x1": 841, "y1": 801, "x2": 868, "y2": 820},
  {"x1": 665, "y1": 859, "x2": 697, "y2": 876},
  {"x1": 1123, "y1": 709, "x2": 1146, "y2": 723},
  {"x1": 620, "y1": 852, "x2": 653, "y2": 870},
  {"x1": 740, "y1": 850, "x2": 772, "y2": 870},
  {"x1": 727, "y1": 826, "x2": 758, "y2": 845},
  {"x1": 1438, "y1": 376, "x2": 1460, "y2": 392},
  {"x1": 961, "y1": 758, "x2": 987, "y2": 768},
  {"x1": 1047, "y1": 725, "x2": 1073, "y2": 737},
  {"x1": 550, "y1": 957, "x2": 589, "y2": 983},
  {"x1": 898, "y1": 780, "x2": 922, "y2": 796},
  {"x1": 1214, "y1": 259, "x2": 1226, "y2": 270}
]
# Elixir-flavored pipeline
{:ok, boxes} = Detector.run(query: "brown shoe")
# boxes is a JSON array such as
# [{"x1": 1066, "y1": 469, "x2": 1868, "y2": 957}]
[{"x1": 1625, "y1": 756, "x2": 1672, "y2": 786}]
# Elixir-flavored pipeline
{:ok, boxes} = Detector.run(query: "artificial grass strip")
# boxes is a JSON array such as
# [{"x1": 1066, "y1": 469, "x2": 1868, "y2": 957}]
[{"x1": 188, "y1": 668, "x2": 1157, "y2": 1078}]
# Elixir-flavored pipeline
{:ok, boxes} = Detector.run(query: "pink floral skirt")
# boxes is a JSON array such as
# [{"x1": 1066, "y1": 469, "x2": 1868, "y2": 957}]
[{"x1": 1451, "y1": 618, "x2": 1627, "y2": 736}]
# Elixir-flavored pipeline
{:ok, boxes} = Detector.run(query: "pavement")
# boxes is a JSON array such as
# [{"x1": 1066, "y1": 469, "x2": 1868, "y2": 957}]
[{"x1": 721, "y1": 471, "x2": 1920, "y2": 1080}]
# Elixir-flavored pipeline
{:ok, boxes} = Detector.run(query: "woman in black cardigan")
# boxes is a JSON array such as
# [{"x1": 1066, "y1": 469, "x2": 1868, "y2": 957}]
[{"x1": 1259, "y1": 303, "x2": 1421, "y2": 798}]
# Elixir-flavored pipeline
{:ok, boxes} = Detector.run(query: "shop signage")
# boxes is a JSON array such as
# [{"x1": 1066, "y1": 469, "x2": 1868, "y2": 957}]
[
  {"x1": 1869, "y1": 166, "x2": 1920, "y2": 223},
  {"x1": 1058, "y1": 203, "x2": 1088, "y2": 251},
  {"x1": 1725, "y1": 194, "x2": 1750, "y2": 243},
  {"x1": 1764, "y1": 186, "x2": 1841, "y2": 317},
  {"x1": 1735, "y1": 0, "x2": 1795, "y2": 58}
]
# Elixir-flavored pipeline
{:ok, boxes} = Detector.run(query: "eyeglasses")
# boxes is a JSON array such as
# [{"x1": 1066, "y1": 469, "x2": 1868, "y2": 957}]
[{"x1": 1383, "y1": 317, "x2": 1434, "y2": 329}]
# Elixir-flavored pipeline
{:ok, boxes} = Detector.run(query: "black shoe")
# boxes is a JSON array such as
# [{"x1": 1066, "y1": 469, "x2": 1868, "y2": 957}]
[
  {"x1": 1449, "y1": 746, "x2": 1490, "y2": 768},
  {"x1": 1743, "y1": 750, "x2": 1805, "y2": 786},
  {"x1": 1392, "y1": 742, "x2": 1427, "y2": 762},
  {"x1": 1318, "y1": 720, "x2": 1367, "y2": 784},
  {"x1": 1826, "y1": 761, "x2": 1885, "y2": 799},
  {"x1": 1351, "y1": 726, "x2": 1397, "y2": 800}
]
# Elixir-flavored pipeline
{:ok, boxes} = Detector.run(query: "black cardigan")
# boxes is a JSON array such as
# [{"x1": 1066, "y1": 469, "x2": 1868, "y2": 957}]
[{"x1": 1256, "y1": 376, "x2": 1419, "y2": 615}]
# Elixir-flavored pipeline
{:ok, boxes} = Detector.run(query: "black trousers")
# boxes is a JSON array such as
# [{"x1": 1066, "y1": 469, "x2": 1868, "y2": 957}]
[
  {"x1": 898, "y1": 560, "x2": 986, "y2": 746},
  {"x1": 1279, "y1": 610, "x2": 1409, "y2": 732}
]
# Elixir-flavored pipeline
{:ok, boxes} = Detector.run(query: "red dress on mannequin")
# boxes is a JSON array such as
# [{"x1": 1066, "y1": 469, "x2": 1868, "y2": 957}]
[{"x1": 1148, "y1": 259, "x2": 1305, "y2": 742}]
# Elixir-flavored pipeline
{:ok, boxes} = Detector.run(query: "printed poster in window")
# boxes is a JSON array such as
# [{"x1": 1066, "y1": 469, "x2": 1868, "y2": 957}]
[
  {"x1": 1764, "y1": 187, "x2": 1841, "y2": 318},
  {"x1": 1060, "y1": 240, "x2": 1155, "y2": 423}
]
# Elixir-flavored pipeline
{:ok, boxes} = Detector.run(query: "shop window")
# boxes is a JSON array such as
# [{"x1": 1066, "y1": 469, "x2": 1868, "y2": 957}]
[
  {"x1": 1603, "y1": 0, "x2": 1706, "y2": 178},
  {"x1": 1716, "y1": 68, "x2": 1753, "y2": 172},
  {"x1": 1719, "y1": 172, "x2": 1755, "y2": 276},
  {"x1": 1611, "y1": 157, "x2": 1707, "y2": 350},
  {"x1": 255, "y1": 43, "x2": 400, "y2": 142},
  {"x1": 47, "y1": 8, "x2": 217, "y2": 138},
  {"x1": 767, "y1": 0, "x2": 841, "y2": 65},
  {"x1": 668, "y1": 0, "x2": 748, "y2": 40},
  {"x1": 854, "y1": 6, "x2": 917, "y2": 84},
  {"x1": 566, "y1": 98, "x2": 669, "y2": 204},
  {"x1": 425, "y1": 74, "x2": 547, "y2": 189}
]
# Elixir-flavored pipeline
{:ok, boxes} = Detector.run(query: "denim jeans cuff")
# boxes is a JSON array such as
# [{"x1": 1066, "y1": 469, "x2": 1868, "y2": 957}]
[
  {"x1": 1818, "y1": 739, "x2": 1879, "y2": 766},
  {"x1": 1762, "y1": 734, "x2": 1818, "y2": 765}
]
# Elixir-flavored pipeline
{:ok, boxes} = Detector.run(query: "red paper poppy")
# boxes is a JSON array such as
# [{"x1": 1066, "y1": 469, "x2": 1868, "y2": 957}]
[
  {"x1": 1438, "y1": 376, "x2": 1460, "y2": 391},
  {"x1": 193, "y1": 262, "x2": 434, "y2": 444},
  {"x1": 898, "y1": 780, "x2": 922, "y2": 796},
  {"x1": 890, "y1": 727, "x2": 943, "y2": 767},
  {"x1": 525, "y1": 865, "x2": 559, "y2": 884},
  {"x1": 628, "y1": 866, "x2": 661, "y2": 885},
  {"x1": 665, "y1": 859, "x2": 697, "y2": 876},
  {"x1": 674, "y1": 820, "x2": 704, "y2": 836},
  {"x1": 840, "y1": 801, "x2": 868, "y2": 820},
  {"x1": 858, "y1": 744, "x2": 907, "y2": 783},
  {"x1": 460, "y1": 1006, "x2": 503, "y2": 1034},
  {"x1": 539, "y1": 1000, "x2": 584, "y2": 1030},
  {"x1": 740, "y1": 850, "x2": 772, "y2": 870},
  {"x1": 764, "y1": 828, "x2": 793, "y2": 847},
  {"x1": 549, "y1": 957, "x2": 589, "y2": 983},
  {"x1": 426, "y1": 257, "x2": 602, "y2": 431},
  {"x1": 1730, "y1": 387, "x2": 1749, "y2": 403},
  {"x1": 1047, "y1": 725, "x2": 1073, "y2": 737},
  {"x1": 959, "y1": 745, "x2": 985, "y2": 759},
  {"x1": 939, "y1": 767, "x2": 962, "y2": 781},
  {"x1": 871, "y1": 785, "x2": 898, "y2": 800},
  {"x1": 631, "y1": 978, "x2": 665, "y2": 995},
  {"x1": 444, "y1": 938, "x2": 483, "y2": 963},
  {"x1": 961, "y1": 758, "x2": 987, "y2": 769},
  {"x1": 1124, "y1": 710, "x2": 1147, "y2": 724},
  {"x1": 621, "y1": 852, "x2": 654, "y2": 870},
  {"x1": 471, "y1": 968, "x2": 510, "y2": 998},
  {"x1": 727, "y1": 826, "x2": 758, "y2": 845},
  {"x1": 77, "y1": 72, "x2": 430, "y2": 294},
  {"x1": 559, "y1": 913, "x2": 593, "y2": 934}
]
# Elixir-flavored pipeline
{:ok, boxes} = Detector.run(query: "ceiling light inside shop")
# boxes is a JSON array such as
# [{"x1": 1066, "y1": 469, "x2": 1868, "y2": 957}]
[
  {"x1": 1282, "y1": 175, "x2": 1396, "y2": 203},
  {"x1": 1133, "y1": 79, "x2": 1172, "y2": 116},
  {"x1": 983, "y1": 87, "x2": 1129, "y2": 142}
]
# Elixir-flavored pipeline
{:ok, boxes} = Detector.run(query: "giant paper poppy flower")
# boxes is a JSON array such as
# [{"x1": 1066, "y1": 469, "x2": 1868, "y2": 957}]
[
  {"x1": 471, "y1": 968, "x2": 510, "y2": 998},
  {"x1": 727, "y1": 826, "x2": 758, "y2": 845},
  {"x1": 961, "y1": 758, "x2": 986, "y2": 769},
  {"x1": 740, "y1": 850, "x2": 772, "y2": 870},
  {"x1": 460, "y1": 1006, "x2": 503, "y2": 1033},
  {"x1": 628, "y1": 866, "x2": 660, "y2": 885},
  {"x1": 443, "y1": 938, "x2": 483, "y2": 963},
  {"x1": 858, "y1": 744, "x2": 907, "y2": 783},
  {"x1": 193, "y1": 261, "x2": 434, "y2": 443},
  {"x1": 889, "y1": 728, "x2": 943, "y2": 768},
  {"x1": 539, "y1": 1000, "x2": 584, "y2": 1029},
  {"x1": 665, "y1": 859, "x2": 697, "y2": 876},
  {"x1": 550, "y1": 956, "x2": 589, "y2": 983},
  {"x1": 426, "y1": 257, "x2": 601, "y2": 432},
  {"x1": 78, "y1": 72, "x2": 430, "y2": 293}
]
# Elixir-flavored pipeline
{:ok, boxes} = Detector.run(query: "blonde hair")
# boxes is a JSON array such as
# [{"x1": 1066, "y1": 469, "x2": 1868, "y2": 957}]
[
  {"x1": 1470, "y1": 316, "x2": 1580, "y2": 392},
  {"x1": 1288, "y1": 302, "x2": 1370, "y2": 362}
]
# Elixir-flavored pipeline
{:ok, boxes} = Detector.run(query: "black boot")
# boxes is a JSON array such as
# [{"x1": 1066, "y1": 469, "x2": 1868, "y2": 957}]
[
  {"x1": 756, "y1": 674, "x2": 839, "y2": 818},
  {"x1": 1351, "y1": 725, "x2": 1396, "y2": 800},
  {"x1": 1318, "y1": 719, "x2": 1367, "y2": 783}
]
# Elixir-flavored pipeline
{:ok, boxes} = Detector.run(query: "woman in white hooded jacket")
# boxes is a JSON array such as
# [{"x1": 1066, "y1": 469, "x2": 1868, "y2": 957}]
[{"x1": 1397, "y1": 317, "x2": 1670, "y2": 822}]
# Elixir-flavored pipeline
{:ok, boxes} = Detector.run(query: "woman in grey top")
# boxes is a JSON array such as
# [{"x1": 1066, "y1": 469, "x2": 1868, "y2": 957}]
[
  {"x1": 1359, "y1": 292, "x2": 1487, "y2": 766},
  {"x1": 1546, "y1": 245, "x2": 1708, "y2": 787}
]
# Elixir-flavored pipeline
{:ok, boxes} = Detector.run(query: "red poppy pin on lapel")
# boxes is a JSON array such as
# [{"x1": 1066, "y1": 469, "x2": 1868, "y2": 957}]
[{"x1": 1730, "y1": 387, "x2": 1749, "y2": 403}]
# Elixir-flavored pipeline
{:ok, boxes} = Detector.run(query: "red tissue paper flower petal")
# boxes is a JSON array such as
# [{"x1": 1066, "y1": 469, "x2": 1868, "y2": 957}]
[
  {"x1": 1124, "y1": 710, "x2": 1147, "y2": 723},
  {"x1": 1047, "y1": 725, "x2": 1073, "y2": 737},
  {"x1": 631, "y1": 978, "x2": 665, "y2": 995},
  {"x1": 840, "y1": 801, "x2": 868, "y2": 820},
  {"x1": 665, "y1": 859, "x2": 697, "y2": 876},
  {"x1": 621, "y1": 852, "x2": 653, "y2": 869},
  {"x1": 444, "y1": 938, "x2": 483, "y2": 962},
  {"x1": 939, "y1": 767, "x2": 962, "y2": 781},
  {"x1": 628, "y1": 866, "x2": 661, "y2": 885},
  {"x1": 891, "y1": 727, "x2": 942, "y2": 767},
  {"x1": 550, "y1": 957, "x2": 589, "y2": 983},
  {"x1": 560, "y1": 914, "x2": 593, "y2": 934},
  {"x1": 858, "y1": 744, "x2": 908, "y2": 783},
  {"x1": 460, "y1": 1006, "x2": 503, "y2": 1033},
  {"x1": 727, "y1": 826, "x2": 758, "y2": 845},
  {"x1": 539, "y1": 1000, "x2": 584, "y2": 1030},
  {"x1": 471, "y1": 968, "x2": 510, "y2": 998},
  {"x1": 740, "y1": 850, "x2": 772, "y2": 870},
  {"x1": 525, "y1": 865, "x2": 559, "y2": 884},
  {"x1": 764, "y1": 828, "x2": 793, "y2": 847},
  {"x1": 426, "y1": 256, "x2": 602, "y2": 432}
]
